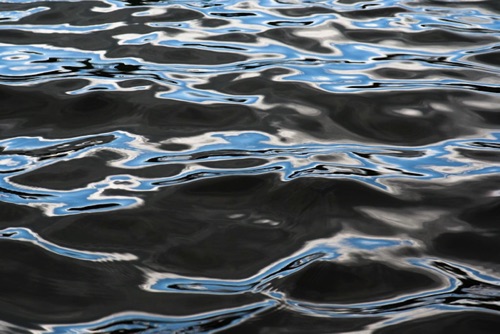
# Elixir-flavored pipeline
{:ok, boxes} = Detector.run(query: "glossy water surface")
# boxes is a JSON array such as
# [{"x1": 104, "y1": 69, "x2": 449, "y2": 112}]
[{"x1": 0, "y1": 0, "x2": 500, "y2": 333}]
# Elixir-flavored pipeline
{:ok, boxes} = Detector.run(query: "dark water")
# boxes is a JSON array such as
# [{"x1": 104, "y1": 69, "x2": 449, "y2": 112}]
[{"x1": 0, "y1": 0, "x2": 499, "y2": 332}]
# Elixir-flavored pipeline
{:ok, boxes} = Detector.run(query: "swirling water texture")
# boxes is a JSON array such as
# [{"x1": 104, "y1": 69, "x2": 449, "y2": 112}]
[{"x1": 0, "y1": 0, "x2": 499, "y2": 333}]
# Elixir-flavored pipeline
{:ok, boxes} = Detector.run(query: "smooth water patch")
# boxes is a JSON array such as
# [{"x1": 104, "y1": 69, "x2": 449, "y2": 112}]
[{"x1": 0, "y1": 0, "x2": 499, "y2": 333}]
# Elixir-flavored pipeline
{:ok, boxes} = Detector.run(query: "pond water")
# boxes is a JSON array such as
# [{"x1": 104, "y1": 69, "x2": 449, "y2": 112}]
[{"x1": 0, "y1": 0, "x2": 499, "y2": 333}]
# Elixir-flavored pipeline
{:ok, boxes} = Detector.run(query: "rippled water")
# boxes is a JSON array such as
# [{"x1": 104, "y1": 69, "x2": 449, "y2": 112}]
[{"x1": 0, "y1": 0, "x2": 499, "y2": 333}]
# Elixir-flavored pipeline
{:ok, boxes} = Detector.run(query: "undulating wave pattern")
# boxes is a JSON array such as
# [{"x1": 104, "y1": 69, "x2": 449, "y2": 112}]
[
  {"x1": 0, "y1": 0, "x2": 500, "y2": 333},
  {"x1": 1, "y1": 130, "x2": 500, "y2": 215},
  {"x1": 0, "y1": 0, "x2": 499, "y2": 99}
]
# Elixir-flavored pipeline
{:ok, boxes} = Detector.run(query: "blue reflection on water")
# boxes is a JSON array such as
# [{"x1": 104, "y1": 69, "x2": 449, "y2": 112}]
[
  {"x1": 0, "y1": 0, "x2": 499, "y2": 332},
  {"x1": 1, "y1": 0, "x2": 498, "y2": 98},
  {"x1": 143, "y1": 235, "x2": 409, "y2": 295},
  {"x1": 0, "y1": 227, "x2": 137, "y2": 262},
  {"x1": 1, "y1": 130, "x2": 499, "y2": 215},
  {"x1": 40, "y1": 300, "x2": 277, "y2": 334}
]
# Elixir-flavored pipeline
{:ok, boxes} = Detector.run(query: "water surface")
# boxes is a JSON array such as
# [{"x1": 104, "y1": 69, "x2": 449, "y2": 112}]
[{"x1": 0, "y1": 0, "x2": 499, "y2": 333}]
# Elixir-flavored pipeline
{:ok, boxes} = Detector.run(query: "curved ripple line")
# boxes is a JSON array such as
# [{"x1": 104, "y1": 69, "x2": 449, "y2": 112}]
[
  {"x1": 36, "y1": 300, "x2": 277, "y2": 334},
  {"x1": 138, "y1": 234, "x2": 500, "y2": 331},
  {"x1": 0, "y1": 6, "x2": 49, "y2": 22},
  {"x1": 0, "y1": 227, "x2": 137, "y2": 262},
  {"x1": 0, "y1": 22, "x2": 124, "y2": 34},
  {"x1": 142, "y1": 235, "x2": 410, "y2": 295},
  {"x1": 281, "y1": 258, "x2": 500, "y2": 329}
]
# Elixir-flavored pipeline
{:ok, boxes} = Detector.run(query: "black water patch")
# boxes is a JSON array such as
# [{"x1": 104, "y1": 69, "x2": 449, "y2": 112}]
[
  {"x1": 222, "y1": 309, "x2": 381, "y2": 334},
  {"x1": 274, "y1": 261, "x2": 440, "y2": 304},
  {"x1": 375, "y1": 311, "x2": 500, "y2": 334},
  {"x1": 433, "y1": 232, "x2": 500, "y2": 264}
]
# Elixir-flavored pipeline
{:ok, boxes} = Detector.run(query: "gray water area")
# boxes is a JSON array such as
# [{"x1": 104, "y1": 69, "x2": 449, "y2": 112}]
[{"x1": 0, "y1": 0, "x2": 499, "y2": 333}]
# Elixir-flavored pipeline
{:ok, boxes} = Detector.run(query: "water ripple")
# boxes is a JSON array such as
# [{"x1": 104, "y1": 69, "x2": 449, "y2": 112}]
[
  {"x1": 142, "y1": 234, "x2": 408, "y2": 295},
  {"x1": 1, "y1": 130, "x2": 499, "y2": 215},
  {"x1": 0, "y1": 0, "x2": 499, "y2": 332},
  {"x1": 0, "y1": 227, "x2": 137, "y2": 262},
  {"x1": 36, "y1": 301, "x2": 277, "y2": 334},
  {"x1": 0, "y1": 0, "x2": 498, "y2": 99}
]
